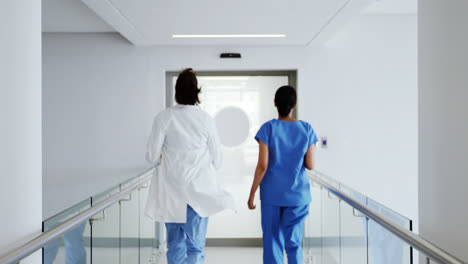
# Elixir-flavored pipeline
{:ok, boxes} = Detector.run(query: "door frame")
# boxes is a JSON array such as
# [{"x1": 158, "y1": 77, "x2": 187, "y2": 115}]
[
  {"x1": 165, "y1": 70, "x2": 298, "y2": 116},
  {"x1": 163, "y1": 70, "x2": 298, "y2": 247}
]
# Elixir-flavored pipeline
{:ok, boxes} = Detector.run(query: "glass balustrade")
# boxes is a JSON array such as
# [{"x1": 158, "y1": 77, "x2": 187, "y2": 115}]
[
  {"x1": 367, "y1": 198, "x2": 412, "y2": 264},
  {"x1": 91, "y1": 184, "x2": 120, "y2": 263},
  {"x1": 340, "y1": 185, "x2": 367, "y2": 264},
  {"x1": 42, "y1": 198, "x2": 91, "y2": 264},
  {"x1": 3, "y1": 167, "x2": 461, "y2": 264},
  {"x1": 368, "y1": 217, "x2": 462, "y2": 264},
  {"x1": 40, "y1": 169, "x2": 156, "y2": 264},
  {"x1": 304, "y1": 173, "x2": 414, "y2": 264}
]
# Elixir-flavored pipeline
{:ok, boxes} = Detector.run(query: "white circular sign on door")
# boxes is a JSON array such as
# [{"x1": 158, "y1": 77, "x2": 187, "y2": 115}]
[{"x1": 214, "y1": 106, "x2": 250, "y2": 148}]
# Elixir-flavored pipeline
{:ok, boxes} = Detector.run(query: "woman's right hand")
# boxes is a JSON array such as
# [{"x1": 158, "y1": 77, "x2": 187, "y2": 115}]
[{"x1": 248, "y1": 194, "x2": 256, "y2": 210}]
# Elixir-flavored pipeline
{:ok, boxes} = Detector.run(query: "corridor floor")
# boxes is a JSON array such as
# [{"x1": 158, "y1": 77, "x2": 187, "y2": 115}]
[
  {"x1": 196, "y1": 247, "x2": 262, "y2": 264},
  {"x1": 54, "y1": 245, "x2": 350, "y2": 263}
]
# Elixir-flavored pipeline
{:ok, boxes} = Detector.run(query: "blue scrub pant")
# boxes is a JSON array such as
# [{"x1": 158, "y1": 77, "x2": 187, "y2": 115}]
[
  {"x1": 261, "y1": 203, "x2": 309, "y2": 264},
  {"x1": 165, "y1": 205, "x2": 208, "y2": 264}
]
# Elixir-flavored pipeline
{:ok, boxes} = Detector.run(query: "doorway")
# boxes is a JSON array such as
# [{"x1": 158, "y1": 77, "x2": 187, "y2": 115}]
[{"x1": 166, "y1": 70, "x2": 297, "y2": 242}]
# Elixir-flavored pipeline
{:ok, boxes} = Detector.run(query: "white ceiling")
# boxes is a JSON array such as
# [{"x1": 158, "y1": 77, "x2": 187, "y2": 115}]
[
  {"x1": 42, "y1": 0, "x2": 114, "y2": 32},
  {"x1": 43, "y1": 0, "x2": 414, "y2": 46},
  {"x1": 81, "y1": 0, "x2": 375, "y2": 46},
  {"x1": 363, "y1": 0, "x2": 418, "y2": 14},
  {"x1": 96, "y1": 0, "x2": 350, "y2": 46}
]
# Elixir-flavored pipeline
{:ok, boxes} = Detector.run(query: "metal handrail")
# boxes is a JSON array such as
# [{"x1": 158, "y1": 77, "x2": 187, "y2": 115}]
[
  {"x1": 308, "y1": 171, "x2": 466, "y2": 264},
  {"x1": 0, "y1": 168, "x2": 154, "y2": 264},
  {"x1": 1, "y1": 167, "x2": 464, "y2": 263},
  {"x1": 318, "y1": 172, "x2": 412, "y2": 220}
]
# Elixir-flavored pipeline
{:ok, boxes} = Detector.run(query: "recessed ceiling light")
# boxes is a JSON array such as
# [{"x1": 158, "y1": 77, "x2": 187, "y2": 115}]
[{"x1": 172, "y1": 34, "x2": 286, "y2": 38}]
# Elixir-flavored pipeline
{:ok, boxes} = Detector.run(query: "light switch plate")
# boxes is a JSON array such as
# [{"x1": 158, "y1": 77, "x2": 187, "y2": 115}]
[{"x1": 321, "y1": 137, "x2": 327, "y2": 148}]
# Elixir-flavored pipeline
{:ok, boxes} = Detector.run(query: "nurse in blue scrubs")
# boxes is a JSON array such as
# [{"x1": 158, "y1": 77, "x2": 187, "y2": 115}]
[{"x1": 248, "y1": 85, "x2": 318, "y2": 264}]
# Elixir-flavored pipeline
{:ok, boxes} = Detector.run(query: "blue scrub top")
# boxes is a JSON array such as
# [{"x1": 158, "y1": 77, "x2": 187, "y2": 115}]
[{"x1": 255, "y1": 119, "x2": 318, "y2": 206}]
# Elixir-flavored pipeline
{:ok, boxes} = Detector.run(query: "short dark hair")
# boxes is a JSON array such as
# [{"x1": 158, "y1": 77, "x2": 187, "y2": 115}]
[
  {"x1": 175, "y1": 68, "x2": 201, "y2": 105},
  {"x1": 274, "y1": 86, "x2": 297, "y2": 117}
]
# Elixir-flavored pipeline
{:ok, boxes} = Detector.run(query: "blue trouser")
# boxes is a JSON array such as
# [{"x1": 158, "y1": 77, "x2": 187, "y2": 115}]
[
  {"x1": 261, "y1": 203, "x2": 309, "y2": 264},
  {"x1": 44, "y1": 222, "x2": 87, "y2": 264},
  {"x1": 165, "y1": 205, "x2": 208, "y2": 264}
]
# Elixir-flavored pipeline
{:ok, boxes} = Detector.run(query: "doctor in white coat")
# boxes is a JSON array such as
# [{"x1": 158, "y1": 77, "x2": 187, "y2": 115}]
[{"x1": 145, "y1": 68, "x2": 236, "y2": 264}]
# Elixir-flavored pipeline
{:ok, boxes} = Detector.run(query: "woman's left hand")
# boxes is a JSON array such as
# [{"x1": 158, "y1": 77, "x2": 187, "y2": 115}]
[{"x1": 248, "y1": 195, "x2": 256, "y2": 210}]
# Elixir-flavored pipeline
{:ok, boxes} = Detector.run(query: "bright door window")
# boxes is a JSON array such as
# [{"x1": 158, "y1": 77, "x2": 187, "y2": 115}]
[{"x1": 171, "y1": 74, "x2": 291, "y2": 238}]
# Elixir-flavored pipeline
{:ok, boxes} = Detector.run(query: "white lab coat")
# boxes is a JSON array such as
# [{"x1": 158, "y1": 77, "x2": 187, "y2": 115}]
[{"x1": 144, "y1": 104, "x2": 236, "y2": 223}]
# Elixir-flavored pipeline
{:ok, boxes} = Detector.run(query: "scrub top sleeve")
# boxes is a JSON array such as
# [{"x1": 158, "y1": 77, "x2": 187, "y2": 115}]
[
  {"x1": 145, "y1": 115, "x2": 165, "y2": 165},
  {"x1": 255, "y1": 122, "x2": 271, "y2": 147},
  {"x1": 207, "y1": 118, "x2": 223, "y2": 170},
  {"x1": 308, "y1": 125, "x2": 319, "y2": 148}
]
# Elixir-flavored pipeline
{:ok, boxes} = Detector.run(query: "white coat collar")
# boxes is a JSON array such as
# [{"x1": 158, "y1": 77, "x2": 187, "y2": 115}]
[{"x1": 175, "y1": 104, "x2": 199, "y2": 109}]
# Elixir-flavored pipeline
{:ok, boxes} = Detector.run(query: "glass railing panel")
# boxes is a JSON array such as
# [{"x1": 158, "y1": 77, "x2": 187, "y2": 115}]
[
  {"x1": 138, "y1": 183, "x2": 157, "y2": 263},
  {"x1": 120, "y1": 188, "x2": 139, "y2": 264},
  {"x1": 153, "y1": 222, "x2": 166, "y2": 263},
  {"x1": 367, "y1": 218, "x2": 411, "y2": 264},
  {"x1": 367, "y1": 218, "x2": 465, "y2": 264},
  {"x1": 367, "y1": 198, "x2": 411, "y2": 229},
  {"x1": 311, "y1": 172, "x2": 415, "y2": 264},
  {"x1": 43, "y1": 219, "x2": 90, "y2": 264},
  {"x1": 43, "y1": 198, "x2": 91, "y2": 264},
  {"x1": 366, "y1": 199, "x2": 412, "y2": 264},
  {"x1": 321, "y1": 184, "x2": 340, "y2": 264},
  {"x1": 0, "y1": 169, "x2": 155, "y2": 264},
  {"x1": 304, "y1": 181, "x2": 322, "y2": 264},
  {"x1": 339, "y1": 185, "x2": 367, "y2": 264},
  {"x1": 90, "y1": 185, "x2": 121, "y2": 263}
]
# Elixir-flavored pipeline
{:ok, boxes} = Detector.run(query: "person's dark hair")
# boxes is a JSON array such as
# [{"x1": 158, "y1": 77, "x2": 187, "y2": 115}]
[
  {"x1": 175, "y1": 68, "x2": 201, "y2": 105},
  {"x1": 274, "y1": 86, "x2": 297, "y2": 117}
]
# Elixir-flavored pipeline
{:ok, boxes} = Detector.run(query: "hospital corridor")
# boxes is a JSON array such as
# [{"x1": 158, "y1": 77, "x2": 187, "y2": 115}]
[{"x1": 1, "y1": 0, "x2": 468, "y2": 264}]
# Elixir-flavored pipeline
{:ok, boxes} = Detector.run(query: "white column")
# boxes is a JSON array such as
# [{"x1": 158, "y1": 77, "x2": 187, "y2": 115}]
[
  {"x1": 0, "y1": 1, "x2": 42, "y2": 263},
  {"x1": 419, "y1": 0, "x2": 468, "y2": 262}
]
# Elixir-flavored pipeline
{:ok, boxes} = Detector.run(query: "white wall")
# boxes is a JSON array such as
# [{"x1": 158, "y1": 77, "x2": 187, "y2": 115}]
[
  {"x1": 42, "y1": 33, "x2": 311, "y2": 219},
  {"x1": 43, "y1": 18, "x2": 418, "y2": 238},
  {"x1": 419, "y1": 1, "x2": 468, "y2": 261},
  {"x1": 0, "y1": 1, "x2": 42, "y2": 263},
  {"x1": 42, "y1": 33, "x2": 156, "y2": 218},
  {"x1": 304, "y1": 14, "x2": 418, "y2": 223}
]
